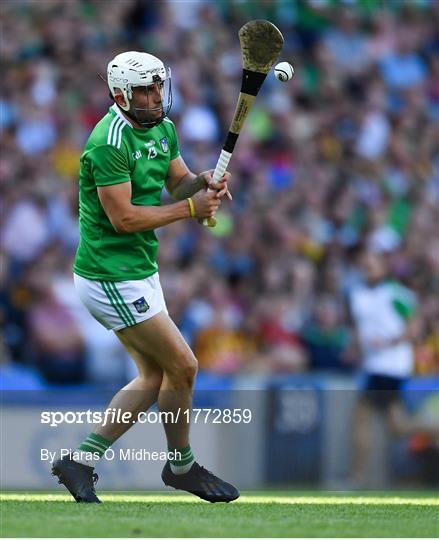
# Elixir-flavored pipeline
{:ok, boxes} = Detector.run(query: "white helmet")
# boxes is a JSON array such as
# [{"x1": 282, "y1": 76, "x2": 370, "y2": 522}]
[{"x1": 107, "y1": 51, "x2": 172, "y2": 126}]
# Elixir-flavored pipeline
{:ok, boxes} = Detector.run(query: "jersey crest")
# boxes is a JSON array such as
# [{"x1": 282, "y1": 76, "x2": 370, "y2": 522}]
[{"x1": 160, "y1": 137, "x2": 169, "y2": 153}]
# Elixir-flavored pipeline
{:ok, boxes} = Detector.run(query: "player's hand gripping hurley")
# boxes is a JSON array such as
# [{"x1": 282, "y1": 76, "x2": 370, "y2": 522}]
[{"x1": 204, "y1": 20, "x2": 284, "y2": 227}]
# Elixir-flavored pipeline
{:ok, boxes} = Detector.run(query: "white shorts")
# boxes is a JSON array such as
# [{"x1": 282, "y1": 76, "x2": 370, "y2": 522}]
[{"x1": 73, "y1": 272, "x2": 168, "y2": 331}]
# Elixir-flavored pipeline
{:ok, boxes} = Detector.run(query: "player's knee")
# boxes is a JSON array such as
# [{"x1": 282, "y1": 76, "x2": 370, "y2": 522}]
[
  {"x1": 182, "y1": 355, "x2": 198, "y2": 385},
  {"x1": 168, "y1": 352, "x2": 198, "y2": 388}
]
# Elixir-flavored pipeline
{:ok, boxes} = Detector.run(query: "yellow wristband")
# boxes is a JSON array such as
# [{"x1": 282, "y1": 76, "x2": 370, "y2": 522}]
[{"x1": 187, "y1": 197, "x2": 195, "y2": 218}]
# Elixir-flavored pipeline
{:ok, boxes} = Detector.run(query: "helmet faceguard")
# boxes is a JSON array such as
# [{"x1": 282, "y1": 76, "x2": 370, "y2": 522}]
[
  {"x1": 107, "y1": 52, "x2": 172, "y2": 128},
  {"x1": 125, "y1": 72, "x2": 172, "y2": 128}
]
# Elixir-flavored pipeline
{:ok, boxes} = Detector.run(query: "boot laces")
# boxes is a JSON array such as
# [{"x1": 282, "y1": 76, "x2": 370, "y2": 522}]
[{"x1": 195, "y1": 464, "x2": 218, "y2": 481}]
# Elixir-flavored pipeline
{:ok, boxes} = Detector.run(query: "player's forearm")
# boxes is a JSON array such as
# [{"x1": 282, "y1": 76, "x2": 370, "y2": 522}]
[
  {"x1": 115, "y1": 201, "x2": 190, "y2": 233},
  {"x1": 167, "y1": 172, "x2": 205, "y2": 200}
]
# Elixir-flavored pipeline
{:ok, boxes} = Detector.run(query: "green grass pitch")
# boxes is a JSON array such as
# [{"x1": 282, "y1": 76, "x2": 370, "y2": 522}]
[{"x1": 1, "y1": 491, "x2": 437, "y2": 537}]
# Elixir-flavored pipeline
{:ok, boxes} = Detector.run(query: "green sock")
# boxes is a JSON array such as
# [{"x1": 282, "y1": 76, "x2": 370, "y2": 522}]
[
  {"x1": 168, "y1": 444, "x2": 195, "y2": 475},
  {"x1": 75, "y1": 433, "x2": 112, "y2": 466}
]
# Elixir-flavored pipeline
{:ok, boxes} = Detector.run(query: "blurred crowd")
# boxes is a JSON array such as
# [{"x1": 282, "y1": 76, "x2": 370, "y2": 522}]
[{"x1": 1, "y1": 0, "x2": 438, "y2": 387}]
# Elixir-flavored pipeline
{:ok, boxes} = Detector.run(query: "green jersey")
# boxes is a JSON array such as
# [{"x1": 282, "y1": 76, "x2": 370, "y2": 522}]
[{"x1": 73, "y1": 104, "x2": 180, "y2": 281}]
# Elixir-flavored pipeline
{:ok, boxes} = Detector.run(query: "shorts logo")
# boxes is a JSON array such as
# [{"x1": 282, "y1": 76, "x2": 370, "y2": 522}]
[
  {"x1": 133, "y1": 297, "x2": 150, "y2": 313},
  {"x1": 160, "y1": 137, "x2": 169, "y2": 152}
]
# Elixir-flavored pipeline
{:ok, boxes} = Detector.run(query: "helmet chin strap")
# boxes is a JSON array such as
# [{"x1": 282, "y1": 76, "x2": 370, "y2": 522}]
[{"x1": 116, "y1": 104, "x2": 163, "y2": 128}]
